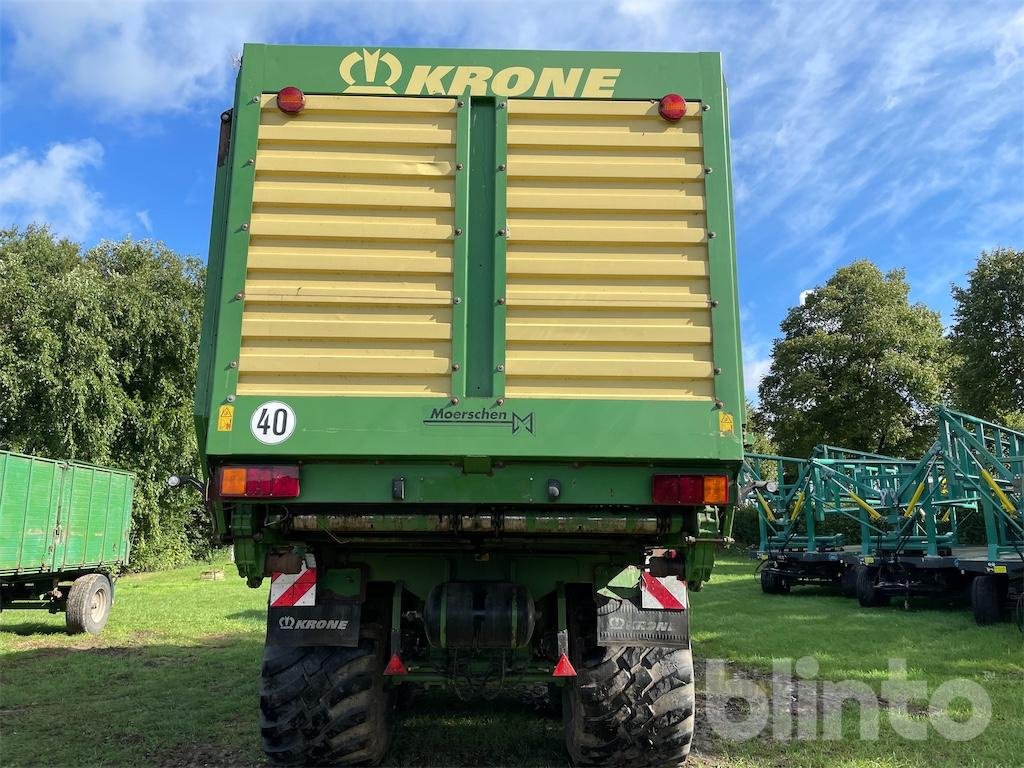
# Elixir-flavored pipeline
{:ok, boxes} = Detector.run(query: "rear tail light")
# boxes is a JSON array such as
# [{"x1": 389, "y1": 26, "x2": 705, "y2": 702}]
[
  {"x1": 217, "y1": 466, "x2": 300, "y2": 498},
  {"x1": 652, "y1": 474, "x2": 730, "y2": 505},
  {"x1": 658, "y1": 93, "x2": 687, "y2": 121},
  {"x1": 703, "y1": 475, "x2": 729, "y2": 505},
  {"x1": 276, "y1": 86, "x2": 305, "y2": 114}
]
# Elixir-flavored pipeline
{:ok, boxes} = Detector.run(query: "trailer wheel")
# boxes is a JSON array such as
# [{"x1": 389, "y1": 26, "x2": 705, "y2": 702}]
[
  {"x1": 65, "y1": 573, "x2": 112, "y2": 635},
  {"x1": 970, "y1": 575, "x2": 1005, "y2": 625},
  {"x1": 564, "y1": 645, "x2": 695, "y2": 767},
  {"x1": 260, "y1": 639, "x2": 394, "y2": 766},
  {"x1": 855, "y1": 566, "x2": 890, "y2": 608},
  {"x1": 760, "y1": 569, "x2": 789, "y2": 594},
  {"x1": 840, "y1": 567, "x2": 858, "y2": 598}
]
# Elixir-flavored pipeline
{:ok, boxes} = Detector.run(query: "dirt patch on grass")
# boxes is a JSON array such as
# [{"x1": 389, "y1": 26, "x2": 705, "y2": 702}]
[{"x1": 156, "y1": 743, "x2": 259, "y2": 768}]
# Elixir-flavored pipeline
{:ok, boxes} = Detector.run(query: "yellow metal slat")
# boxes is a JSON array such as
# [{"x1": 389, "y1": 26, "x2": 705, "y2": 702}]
[
  {"x1": 507, "y1": 183, "x2": 705, "y2": 212},
  {"x1": 508, "y1": 126, "x2": 701, "y2": 150},
  {"x1": 260, "y1": 94, "x2": 457, "y2": 114},
  {"x1": 255, "y1": 150, "x2": 454, "y2": 178},
  {"x1": 509, "y1": 150, "x2": 705, "y2": 180},
  {"x1": 237, "y1": 373, "x2": 450, "y2": 397},
  {"x1": 504, "y1": 378, "x2": 715, "y2": 401},
  {"x1": 507, "y1": 214, "x2": 707, "y2": 245},
  {"x1": 258, "y1": 124, "x2": 455, "y2": 146},
  {"x1": 508, "y1": 99, "x2": 703, "y2": 118},
  {"x1": 249, "y1": 210, "x2": 453, "y2": 241},
  {"x1": 506, "y1": 322, "x2": 711, "y2": 345},
  {"x1": 245, "y1": 244, "x2": 454, "y2": 274},
  {"x1": 252, "y1": 178, "x2": 454, "y2": 210}
]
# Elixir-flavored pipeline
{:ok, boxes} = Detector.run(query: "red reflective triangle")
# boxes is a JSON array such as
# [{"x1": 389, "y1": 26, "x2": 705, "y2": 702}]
[
  {"x1": 383, "y1": 653, "x2": 408, "y2": 676},
  {"x1": 552, "y1": 653, "x2": 577, "y2": 677}
]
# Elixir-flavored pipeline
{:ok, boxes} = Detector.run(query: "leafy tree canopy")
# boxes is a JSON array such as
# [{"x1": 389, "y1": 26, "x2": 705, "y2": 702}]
[
  {"x1": 757, "y1": 260, "x2": 947, "y2": 458},
  {"x1": 0, "y1": 227, "x2": 208, "y2": 569},
  {"x1": 950, "y1": 248, "x2": 1024, "y2": 429}
]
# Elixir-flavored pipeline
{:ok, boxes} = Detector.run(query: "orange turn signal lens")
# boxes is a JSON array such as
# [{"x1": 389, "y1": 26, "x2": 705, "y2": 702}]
[
  {"x1": 703, "y1": 475, "x2": 729, "y2": 505},
  {"x1": 220, "y1": 467, "x2": 247, "y2": 496}
]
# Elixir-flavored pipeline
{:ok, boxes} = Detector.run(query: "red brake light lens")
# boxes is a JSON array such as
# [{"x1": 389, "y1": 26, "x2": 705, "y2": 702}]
[
  {"x1": 652, "y1": 474, "x2": 728, "y2": 505},
  {"x1": 276, "y1": 86, "x2": 305, "y2": 114},
  {"x1": 658, "y1": 93, "x2": 686, "y2": 121},
  {"x1": 218, "y1": 466, "x2": 300, "y2": 498}
]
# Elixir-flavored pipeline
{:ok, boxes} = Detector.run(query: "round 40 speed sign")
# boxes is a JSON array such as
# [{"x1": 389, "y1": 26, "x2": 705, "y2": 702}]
[{"x1": 250, "y1": 401, "x2": 296, "y2": 445}]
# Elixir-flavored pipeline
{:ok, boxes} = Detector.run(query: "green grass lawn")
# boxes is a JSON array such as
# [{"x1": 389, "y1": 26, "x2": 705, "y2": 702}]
[{"x1": 1, "y1": 557, "x2": 1021, "y2": 767}]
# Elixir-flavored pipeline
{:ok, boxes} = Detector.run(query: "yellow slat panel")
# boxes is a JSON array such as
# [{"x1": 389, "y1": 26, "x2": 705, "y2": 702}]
[
  {"x1": 505, "y1": 98, "x2": 712, "y2": 401},
  {"x1": 509, "y1": 149, "x2": 704, "y2": 180},
  {"x1": 509, "y1": 99, "x2": 703, "y2": 118},
  {"x1": 507, "y1": 215, "x2": 707, "y2": 245},
  {"x1": 507, "y1": 344, "x2": 713, "y2": 363},
  {"x1": 243, "y1": 318, "x2": 451, "y2": 341},
  {"x1": 258, "y1": 123, "x2": 454, "y2": 146},
  {"x1": 507, "y1": 252, "x2": 707, "y2": 278},
  {"x1": 240, "y1": 353, "x2": 449, "y2": 376},
  {"x1": 245, "y1": 273, "x2": 451, "y2": 304},
  {"x1": 508, "y1": 126, "x2": 701, "y2": 150},
  {"x1": 238, "y1": 373, "x2": 450, "y2": 397},
  {"x1": 507, "y1": 323, "x2": 711, "y2": 345},
  {"x1": 242, "y1": 94, "x2": 454, "y2": 396},
  {"x1": 253, "y1": 179, "x2": 454, "y2": 210},
  {"x1": 260, "y1": 94, "x2": 457, "y2": 114},
  {"x1": 250, "y1": 210, "x2": 453, "y2": 241},
  {"x1": 507, "y1": 184, "x2": 704, "y2": 212},
  {"x1": 256, "y1": 150, "x2": 454, "y2": 178},
  {"x1": 504, "y1": 378, "x2": 715, "y2": 401},
  {"x1": 247, "y1": 246, "x2": 453, "y2": 275}
]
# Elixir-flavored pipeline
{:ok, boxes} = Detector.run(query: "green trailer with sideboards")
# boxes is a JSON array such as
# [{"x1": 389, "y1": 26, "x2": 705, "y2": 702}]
[
  {"x1": 188, "y1": 43, "x2": 744, "y2": 767},
  {"x1": 0, "y1": 451, "x2": 134, "y2": 634}
]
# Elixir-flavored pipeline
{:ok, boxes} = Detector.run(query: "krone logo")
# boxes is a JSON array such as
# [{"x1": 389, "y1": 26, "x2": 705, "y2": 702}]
[
  {"x1": 340, "y1": 48, "x2": 402, "y2": 94},
  {"x1": 278, "y1": 615, "x2": 296, "y2": 630}
]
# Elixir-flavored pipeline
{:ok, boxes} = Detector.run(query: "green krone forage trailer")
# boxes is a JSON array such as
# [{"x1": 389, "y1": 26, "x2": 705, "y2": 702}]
[
  {"x1": 192, "y1": 43, "x2": 744, "y2": 767},
  {"x1": 0, "y1": 451, "x2": 133, "y2": 634}
]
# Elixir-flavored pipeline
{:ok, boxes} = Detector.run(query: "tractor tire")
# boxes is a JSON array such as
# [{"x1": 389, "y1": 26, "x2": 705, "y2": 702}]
[
  {"x1": 856, "y1": 566, "x2": 890, "y2": 608},
  {"x1": 65, "y1": 573, "x2": 112, "y2": 635},
  {"x1": 760, "y1": 569, "x2": 789, "y2": 594},
  {"x1": 564, "y1": 645, "x2": 695, "y2": 767},
  {"x1": 260, "y1": 639, "x2": 394, "y2": 766},
  {"x1": 840, "y1": 567, "x2": 858, "y2": 598},
  {"x1": 970, "y1": 575, "x2": 1005, "y2": 625}
]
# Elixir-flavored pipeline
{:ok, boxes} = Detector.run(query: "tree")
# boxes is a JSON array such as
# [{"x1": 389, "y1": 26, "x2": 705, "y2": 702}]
[
  {"x1": 0, "y1": 227, "x2": 208, "y2": 569},
  {"x1": 950, "y1": 248, "x2": 1024, "y2": 428},
  {"x1": 757, "y1": 260, "x2": 947, "y2": 458}
]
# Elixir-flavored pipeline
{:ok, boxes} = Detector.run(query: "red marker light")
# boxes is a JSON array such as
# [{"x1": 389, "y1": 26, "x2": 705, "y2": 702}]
[
  {"x1": 658, "y1": 93, "x2": 686, "y2": 121},
  {"x1": 276, "y1": 86, "x2": 305, "y2": 114},
  {"x1": 384, "y1": 653, "x2": 408, "y2": 676},
  {"x1": 553, "y1": 653, "x2": 577, "y2": 677}
]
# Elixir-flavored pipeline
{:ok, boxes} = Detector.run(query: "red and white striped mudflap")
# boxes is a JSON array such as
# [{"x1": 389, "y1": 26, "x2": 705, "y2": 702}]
[
  {"x1": 270, "y1": 557, "x2": 317, "y2": 608},
  {"x1": 641, "y1": 553, "x2": 688, "y2": 610}
]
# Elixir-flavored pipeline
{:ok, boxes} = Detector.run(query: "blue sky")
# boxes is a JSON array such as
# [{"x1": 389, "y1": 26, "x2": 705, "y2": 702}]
[{"x1": 1, "y1": 0, "x2": 1022, "y2": 399}]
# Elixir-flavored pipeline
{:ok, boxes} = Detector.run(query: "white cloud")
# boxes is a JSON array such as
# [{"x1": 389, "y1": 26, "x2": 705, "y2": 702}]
[
  {"x1": 136, "y1": 210, "x2": 153, "y2": 233},
  {"x1": 0, "y1": 139, "x2": 114, "y2": 240},
  {"x1": 3, "y1": 0, "x2": 313, "y2": 117}
]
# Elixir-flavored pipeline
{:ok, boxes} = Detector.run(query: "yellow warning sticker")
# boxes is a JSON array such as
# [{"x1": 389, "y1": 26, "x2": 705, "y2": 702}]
[
  {"x1": 993, "y1": 565, "x2": 1007, "y2": 574},
  {"x1": 719, "y1": 411, "x2": 735, "y2": 434},
  {"x1": 863, "y1": 556, "x2": 875, "y2": 565},
  {"x1": 217, "y1": 404, "x2": 235, "y2": 432}
]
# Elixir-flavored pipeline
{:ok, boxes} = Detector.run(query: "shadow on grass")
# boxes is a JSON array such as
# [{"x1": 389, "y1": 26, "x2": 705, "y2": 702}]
[
  {"x1": 1, "y1": 637, "x2": 571, "y2": 768},
  {"x1": 0, "y1": 620, "x2": 70, "y2": 636}
]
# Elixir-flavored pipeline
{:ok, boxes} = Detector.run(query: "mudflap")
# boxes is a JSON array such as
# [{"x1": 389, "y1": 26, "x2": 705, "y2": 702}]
[
  {"x1": 267, "y1": 602, "x2": 362, "y2": 647},
  {"x1": 596, "y1": 594, "x2": 690, "y2": 649}
]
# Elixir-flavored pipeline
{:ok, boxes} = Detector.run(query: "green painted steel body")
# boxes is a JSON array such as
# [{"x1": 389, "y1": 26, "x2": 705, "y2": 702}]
[
  {"x1": 197, "y1": 45, "x2": 743, "y2": 692},
  {"x1": 195, "y1": 44, "x2": 744, "y2": 467},
  {"x1": 0, "y1": 451, "x2": 134, "y2": 578}
]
